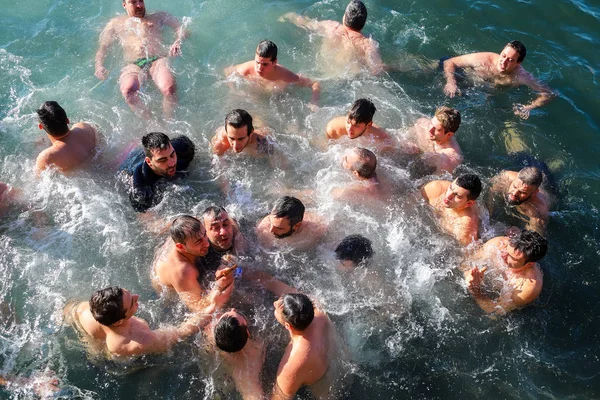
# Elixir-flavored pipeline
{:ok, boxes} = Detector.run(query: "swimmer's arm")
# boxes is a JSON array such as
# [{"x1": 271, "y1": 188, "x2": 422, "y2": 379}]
[
  {"x1": 442, "y1": 52, "x2": 492, "y2": 97},
  {"x1": 244, "y1": 269, "x2": 299, "y2": 297},
  {"x1": 34, "y1": 150, "x2": 53, "y2": 176},
  {"x1": 325, "y1": 117, "x2": 345, "y2": 140},
  {"x1": 365, "y1": 39, "x2": 385, "y2": 75},
  {"x1": 211, "y1": 128, "x2": 230, "y2": 156},
  {"x1": 95, "y1": 20, "x2": 117, "y2": 80},
  {"x1": 279, "y1": 12, "x2": 333, "y2": 33},
  {"x1": 224, "y1": 61, "x2": 252, "y2": 78},
  {"x1": 514, "y1": 72, "x2": 555, "y2": 118},
  {"x1": 172, "y1": 268, "x2": 212, "y2": 312},
  {"x1": 271, "y1": 361, "x2": 304, "y2": 400},
  {"x1": 160, "y1": 12, "x2": 189, "y2": 56},
  {"x1": 420, "y1": 180, "x2": 444, "y2": 203},
  {"x1": 292, "y1": 74, "x2": 321, "y2": 106}
]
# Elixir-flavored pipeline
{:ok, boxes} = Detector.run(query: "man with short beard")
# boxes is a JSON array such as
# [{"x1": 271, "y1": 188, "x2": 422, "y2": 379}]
[{"x1": 201, "y1": 206, "x2": 248, "y2": 271}]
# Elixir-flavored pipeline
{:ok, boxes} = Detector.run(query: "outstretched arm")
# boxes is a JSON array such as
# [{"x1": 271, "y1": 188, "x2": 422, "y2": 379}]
[
  {"x1": 161, "y1": 12, "x2": 190, "y2": 57},
  {"x1": 442, "y1": 52, "x2": 492, "y2": 97},
  {"x1": 279, "y1": 12, "x2": 333, "y2": 34},
  {"x1": 513, "y1": 72, "x2": 555, "y2": 119},
  {"x1": 95, "y1": 21, "x2": 116, "y2": 80},
  {"x1": 295, "y1": 75, "x2": 321, "y2": 106}
]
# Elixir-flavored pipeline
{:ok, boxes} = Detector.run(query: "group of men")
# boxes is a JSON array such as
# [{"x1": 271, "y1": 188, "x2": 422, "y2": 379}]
[{"x1": 4, "y1": 0, "x2": 559, "y2": 398}]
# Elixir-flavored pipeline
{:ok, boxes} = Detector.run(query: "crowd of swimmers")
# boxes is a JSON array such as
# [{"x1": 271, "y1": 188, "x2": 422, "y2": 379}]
[{"x1": 0, "y1": 0, "x2": 559, "y2": 398}]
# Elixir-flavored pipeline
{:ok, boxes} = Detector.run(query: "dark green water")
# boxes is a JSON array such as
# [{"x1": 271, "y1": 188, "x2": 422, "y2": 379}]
[{"x1": 1, "y1": 0, "x2": 599, "y2": 398}]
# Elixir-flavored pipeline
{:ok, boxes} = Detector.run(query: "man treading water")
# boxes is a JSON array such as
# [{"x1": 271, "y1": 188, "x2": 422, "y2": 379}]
[{"x1": 201, "y1": 206, "x2": 249, "y2": 271}]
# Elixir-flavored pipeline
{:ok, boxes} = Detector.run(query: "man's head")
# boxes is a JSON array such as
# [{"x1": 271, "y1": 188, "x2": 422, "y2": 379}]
[
  {"x1": 335, "y1": 234, "x2": 374, "y2": 269},
  {"x1": 498, "y1": 40, "x2": 526, "y2": 73},
  {"x1": 342, "y1": 147, "x2": 377, "y2": 179},
  {"x1": 255, "y1": 40, "x2": 278, "y2": 77},
  {"x1": 506, "y1": 167, "x2": 543, "y2": 205},
  {"x1": 90, "y1": 286, "x2": 139, "y2": 326},
  {"x1": 442, "y1": 174, "x2": 482, "y2": 210},
  {"x1": 502, "y1": 229, "x2": 547, "y2": 269},
  {"x1": 142, "y1": 132, "x2": 177, "y2": 177},
  {"x1": 122, "y1": 0, "x2": 146, "y2": 18},
  {"x1": 37, "y1": 101, "x2": 69, "y2": 137},
  {"x1": 346, "y1": 99, "x2": 376, "y2": 138},
  {"x1": 268, "y1": 196, "x2": 305, "y2": 239},
  {"x1": 274, "y1": 293, "x2": 315, "y2": 332},
  {"x1": 343, "y1": 0, "x2": 368, "y2": 31},
  {"x1": 224, "y1": 109, "x2": 254, "y2": 153},
  {"x1": 202, "y1": 206, "x2": 234, "y2": 252},
  {"x1": 170, "y1": 215, "x2": 210, "y2": 257},
  {"x1": 429, "y1": 106, "x2": 461, "y2": 142},
  {"x1": 214, "y1": 309, "x2": 249, "y2": 353}
]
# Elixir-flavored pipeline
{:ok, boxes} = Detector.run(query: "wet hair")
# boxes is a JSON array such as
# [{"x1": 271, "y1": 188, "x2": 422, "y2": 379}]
[
  {"x1": 170, "y1": 215, "x2": 203, "y2": 244},
  {"x1": 224, "y1": 109, "x2": 254, "y2": 136},
  {"x1": 455, "y1": 173, "x2": 482, "y2": 201},
  {"x1": 348, "y1": 98, "x2": 376, "y2": 125},
  {"x1": 434, "y1": 106, "x2": 461, "y2": 133},
  {"x1": 506, "y1": 40, "x2": 526, "y2": 63},
  {"x1": 350, "y1": 148, "x2": 377, "y2": 179},
  {"x1": 282, "y1": 293, "x2": 314, "y2": 331},
  {"x1": 344, "y1": 0, "x2": 368, "y2": 31},
  {"x1": 256, "y1": 40, "x2": 277, "y2": 61},
  {"x1": 271, "y1": 196, "x2": 305, "y2": 227},
  {"x1": 509, "y1": 229, "x2": 548, "y2": 263},
  {"x1": 36, "y1": 101, "x2": 69, "y2": 136},
  {"x1": 202, "y1": 205, "x2": 228, "y2": 221},
  {"x1": 517, "y1": 166, "x2": 543, "y2": 188},
  {"x1": 89, "y1": 286, "x2": 126, "y2": 326},
  {"x1": 335, "y1": 234, "x2": 374, "y2": 265},
  {"x1": 142, "y1": 132, "x2": 171, "y2": 158},
  {"x1": 214, "y1": 315, "x2": 248, "y2": 353}
]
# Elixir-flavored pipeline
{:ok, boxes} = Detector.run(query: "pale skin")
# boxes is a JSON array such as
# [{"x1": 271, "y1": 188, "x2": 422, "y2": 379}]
[
  {"x1": 442, "y1": 45, "x2": 555, "y2": 119},
  {"x1": 488, "y1": 170, "x2": 550, "y2": 234},
  {"x1": 279, "y1": 12, "x2": 384, "y2": 75},
  {"x1": 256, "y1": 212, "x2": 328, "y2": 251},
  {"x1": 401, "y1": 116, "x2": 463, "y2": 174},
  {"x1": 203, "y1": 211, "x2": 248, "y2": 254},
  {"x1": 421, "y1": 179, "x2": 480, "y2": 246},
  {"x1": 326, "y1": 115, "x2": 394, "y2": 153},
  {"x1": 461, "y1": 236, "x2": 543, "y2": 315},
  {"x1": 36, "y1": 121, "x2": 97, "y2": 175},
  {"x1": 95, "y1": 0, "x2": 189, "y2": 118}
]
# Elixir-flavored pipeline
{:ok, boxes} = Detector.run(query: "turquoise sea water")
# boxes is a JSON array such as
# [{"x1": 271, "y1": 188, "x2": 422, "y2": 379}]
[{"x1": 1, "y1": 0, "x2": 600, "y2": 398}]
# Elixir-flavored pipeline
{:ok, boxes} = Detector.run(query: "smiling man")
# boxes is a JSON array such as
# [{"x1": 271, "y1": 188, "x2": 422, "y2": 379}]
[
  {"x1": 441, "y1": 40, "x2": 555, "y2": 119},
  {"x1": 461, "y1": 229, "x2": 547, "y2": 315},
  {"x1": 421, "y1": 174, "x2": 482, "y2": 246}
]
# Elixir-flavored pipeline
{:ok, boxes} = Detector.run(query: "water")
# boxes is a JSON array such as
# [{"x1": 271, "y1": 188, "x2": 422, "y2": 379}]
[{"x1": 1, "y1": 0, "x2": 600, "y2": 398}]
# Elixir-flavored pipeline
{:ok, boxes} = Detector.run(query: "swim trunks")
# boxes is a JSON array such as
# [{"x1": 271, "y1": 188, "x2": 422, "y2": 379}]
[{"x1": 133, "y1": 55, "x2": 160, "y2": 70}]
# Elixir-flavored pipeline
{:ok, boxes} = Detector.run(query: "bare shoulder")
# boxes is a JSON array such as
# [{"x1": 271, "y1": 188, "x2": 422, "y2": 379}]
[
  {"x1": 326, "y1": 116, "x2": 346, "y2": 138},
  {"x1": 275, "y1": 65, "x2": 301, "y2": 83},
  {"x1": 370, "y1": 124, "x2": 391, "y2": 140},
  {"x1": 513, "y1": 266, "x2": 543, "y2": 306},
  {"x1": 421, "y1": 180, "x2": 448, "y2": 201},
  {"x1": 448, "y1": 51, "x2": 496, "y2": 67},
  {"x1": 229, "y1": 61, "x2": 254, "y2": 76}
]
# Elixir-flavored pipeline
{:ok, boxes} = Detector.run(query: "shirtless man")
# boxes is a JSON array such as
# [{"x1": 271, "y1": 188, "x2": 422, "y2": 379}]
[
  {"x1": 206, "y1": 309, "x2": 265, "y2": 400},
  {"x1": 211, "y1": 109, "x2": 274, "y2": 157},
  {"x1": 442, "y1": 40, "x2": 555, "y2": 119},
  {"x1": 332, "y1": 147, "x2": 391, "y2": 202},
  {"x1": 201, "y1": 206, "x2": 248, "y2": 271},
  {"x1": 153, "y1": 215, "x2": 234, "y2": 311},
  {"x1": 421, "y1": 174, "x2": 482, "y2": 246},
  {"x1": 488, "y1": 166, "x2": 551, "y2": 234},
  {"x1": 461, "y1": 229, "x2": 547, "y2": 315},
  {"x1": 280, "y1": 0, "x2": 384, "y2": 75},
  {"x1": 35, "y1": 101, "x2": 97, "y2": 175},
  {"x1": 95, "y1": 0, "x2": 188, "y2": 118},
  {"x1": 402, "y1": 106, "x2": 463, "y2": 174},
  {"x1": 256, "y1": 196, "x2": 328, "y2": 251},
  {"x1": 326, "y1": 99, "x2": 394, "y2": 152},
  {"x1": 272, "y1": 293, "x2": 342, "y2": 399},
  {"x1": 70, "y1": 285, "x2": 229, "y2": 358},
  {"x1": 224, "y1": 40, "x2": 320, "y2": 108}
]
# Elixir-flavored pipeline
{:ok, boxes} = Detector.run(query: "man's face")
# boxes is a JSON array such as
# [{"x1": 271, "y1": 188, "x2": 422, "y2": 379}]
[
  {"x1": 268, "y1": 214, "x2": 295, "y2": 239},
  {"x1": 254, "y1": 55, "x2": 276, "y2": 77},
  {"x1": 442, "y1": 180, "x2": 473, "y2": 210},
  {"x1": 498, "y1": 46, "x2": 521, "y2": 73},
  {"x1": 123, "y1": 0, "x2": 146, "y2": 18},
  {"x1": 428, "y1": 116, "x2": 448, "y2": 142},
  {"x1": 500, "y1": 244, "x2": 527, "y2": 269},
  {"x1": 121, "y1": 289, "x2": 139, "y2": 320},
  {"x1": 181, "y1": 225, "x2": 210, "y2": 257},
  {"x1": 345, "y1": 117, "x2": 370, "y2": 139},
  {"x1": 341, "y1": 149, "x2": 360, "y2": 172},
  {"x1": 506, "y1": 178, "x2": 537, "y2": 205},
  {"x1": 225, "y1": 124, "x2": 250, "y2": 153},
  {"x1": 145, "y1": 143, "x2": 177, "y2": 177},
  {"x1": 204, "y1": 212, "x2": 234, "y2": 251}
]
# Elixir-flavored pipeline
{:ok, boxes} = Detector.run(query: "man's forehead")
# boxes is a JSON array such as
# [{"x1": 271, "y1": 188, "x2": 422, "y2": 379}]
[
  {"x1": 151, "y1": 144, "x2": 174, "y2": 158},
  {"x1": 207, "y1": 212, "x2": 229, "y2": 225},
  {"x1": 270, "y1": 214, "x2": 289, "y2": 225},
  {"x1": 502, "y1": 46, "x2": 519, "y2": 57}
]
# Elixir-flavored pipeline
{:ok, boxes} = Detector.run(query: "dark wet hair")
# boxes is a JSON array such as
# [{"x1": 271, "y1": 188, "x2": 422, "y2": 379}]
[
  {"x1": 36, "y1": 101, "x2": 69, "y2": 136},
  {"x1": 214, "y1": 314, "x2": 248, "y2": 353},
  {"x1": 435, "y1": 106, "x2": 461, "y2": 133},
  {"x1": 517, "y1": 166, "x2": 543, "y2": 187},
  {"x1": 509, "y1": 229, "x2": 547, "y2": 263},
  {"x1": 225, "y1": 109, "x2": 254, "y2": 136},
  {"x1": 335, "y1": 234, "x2": 374, "y2": 265},
  {"x1": 455, "y1": 174, "x2": 482, "y2": 201},
  {"x1": 348, "y1": 98, "x2": 376, "y2": 125},
  {"x1": 271, "y1": 196, "x2": 305, "y2": 227},
  {"x1": 256, "y1": 40, "x2": 277, "y2": 61},
  {"x1": 89, "y1": 286, "x2": 126, "y2": 326},
  {"x1": 202, "y1": 205, "x2": 228, "y2": 220},
  {"x1": 351, "y1": 148, "x2": 377, "y2": 179},
  {"x1": 506, "y1": 40, "x2": 526, "y2": 63},
  {"x1": 282, "y1": 293, "x2": 314, "y2": 331},
  {"x1": 170, "y1": 215, "x2": 203, "y2": 244},
  {"x1": 344, "y1": 0, "x2": 368, "y2": 31},
  {"x1": 142, "y1": 132, "x2": 171, "y2": 158}
]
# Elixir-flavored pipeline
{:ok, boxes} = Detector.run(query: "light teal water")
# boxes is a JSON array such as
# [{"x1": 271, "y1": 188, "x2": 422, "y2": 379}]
[{"x1": 1, "y1": 0, "x2": 600, "y2": 398}]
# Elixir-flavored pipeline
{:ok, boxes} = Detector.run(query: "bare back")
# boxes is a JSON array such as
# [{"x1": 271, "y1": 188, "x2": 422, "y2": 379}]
[{"x1": 37, "y1": 123, "x2": 97, "y2": 173}]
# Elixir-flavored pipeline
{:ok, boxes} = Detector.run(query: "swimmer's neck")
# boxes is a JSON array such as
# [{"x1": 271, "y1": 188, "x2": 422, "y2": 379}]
[{"x1": 48, "y1": 129, "x2": 72, "y2": 143}]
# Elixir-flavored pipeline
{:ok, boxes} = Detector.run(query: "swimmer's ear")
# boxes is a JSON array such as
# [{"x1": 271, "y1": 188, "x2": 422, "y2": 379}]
[
  {"x1": 144, "y1": 157, "x2": 153, "y2": 167},
  {"x1": 66, "y1": 118, "x2": 70, "y2": 125},
  {"x1": 38, "y1": 123, "x2": 43, "y2": 130},
  {"x1": 292, "y1": 221, "x2": 302, "y2": 232},
  {"x1": 174, "y1": 242, "x2": 185, "y2": 251},
  {"x1": 445, "y1": 130, "x2": 455, "y2": 138},
  {"x1": 352, "y1": 170, "x2": 361, "y2": 178},
  {"x1": 283, "y1": 321, "x2": 291, "y2": 331},
  {"x1": 465, "y1": 199, "x2": 475, "y2": 207}
]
